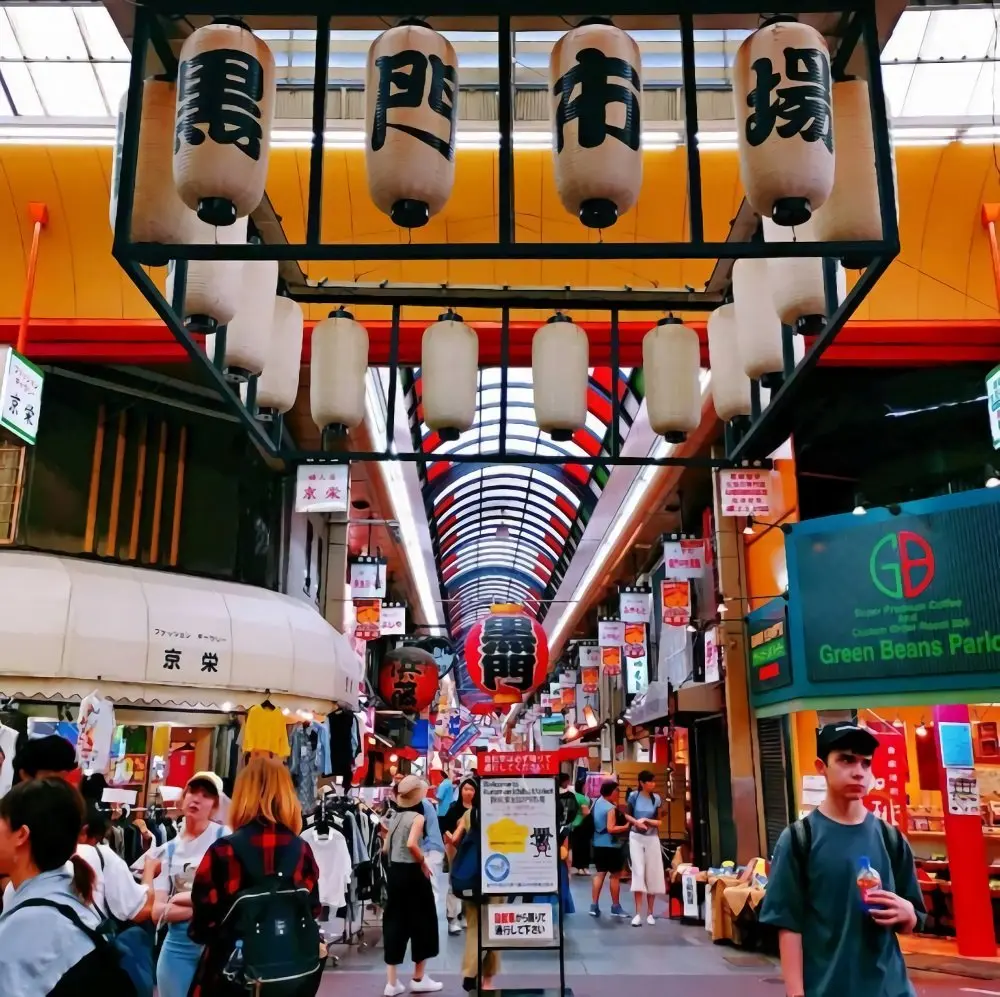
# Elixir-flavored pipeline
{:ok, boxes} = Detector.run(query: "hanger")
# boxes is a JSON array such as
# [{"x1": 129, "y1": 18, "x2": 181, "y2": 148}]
[{"x1": 261, "y1": 689, "x2": 275, "y2": 711}]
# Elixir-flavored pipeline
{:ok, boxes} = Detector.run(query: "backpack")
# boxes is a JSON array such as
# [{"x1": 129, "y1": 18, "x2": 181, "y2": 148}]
[
  {"x1": 93, "y1": 847, "x2": 155, "y2": 997},
  {"x1": 558, "y1": 791, "x2": 580, "y2": 831},
  {"x1": 10, "y1": 898, "x2": 138, "y2": 997},
  {"x1": 219, "y1": 832, "x2": 322, "y2": 996},
  {"x1": 450, "y1": 816, "x2": 481, "y2": 900}
]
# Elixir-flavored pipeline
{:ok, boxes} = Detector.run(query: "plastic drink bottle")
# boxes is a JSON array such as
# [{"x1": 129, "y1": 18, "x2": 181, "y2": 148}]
[
  {"x1": 223, "y1": 939, "x2": 245, "y2": 982},
  {"x1": 857, "y1": 856, "x2": 882, "y2": 911}
]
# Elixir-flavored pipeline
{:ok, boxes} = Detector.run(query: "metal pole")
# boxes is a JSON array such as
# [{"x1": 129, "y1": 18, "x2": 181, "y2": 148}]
[
  {"x1": 499, "y1": 305, "x2": 510, "y2": 456},
  {"x1": 170, "y1": 260, "x2": 188, "y2": 317},
  {"x1": 498, "y1": 16, "x2": 515, "y2": 245},
  {"x1": 214, "y1": 325, "x2": 228, "y2": 371},
  {"x1": 679, "y1": 12, "x2": 704, "y2": 245},
  {"x1": 306, "y1": 14, "x2": 331, "y2": 246},
  {"x1": 781, "y1": 324, "x2": 796, "y2": 379},
  {"x1": 750, "y1": 379, "x2": 762, "y2": 421},
  {"x1": 610, "y1": 308, "x2": 620, "y2": 458},
  {"x1": 822, "y1": 257, "x2": 839, "y2": 318},
  {"x1": 386, "y1": 304, "x2": 400, "y2": 456}
]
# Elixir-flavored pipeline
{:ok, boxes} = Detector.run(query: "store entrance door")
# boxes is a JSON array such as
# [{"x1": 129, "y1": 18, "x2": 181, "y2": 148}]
[{"x1": 691, "y1": 714, "x2": 736, "y2": 868}]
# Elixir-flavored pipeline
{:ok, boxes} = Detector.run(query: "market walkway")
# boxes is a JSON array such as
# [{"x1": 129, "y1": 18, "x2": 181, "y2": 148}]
[{"x1": 313, "y1": 877, "x2": 985, "y2": 997}]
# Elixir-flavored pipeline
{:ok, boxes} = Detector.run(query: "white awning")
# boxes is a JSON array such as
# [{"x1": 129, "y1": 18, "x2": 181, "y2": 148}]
[{"x1": 0, "y1": 551, "x2": 363, "y2": 713}]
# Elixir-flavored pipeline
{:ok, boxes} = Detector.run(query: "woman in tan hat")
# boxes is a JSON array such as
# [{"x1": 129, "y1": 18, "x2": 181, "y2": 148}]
[{"x1": 383, "y1": 775, "x2": 442, "y2": 996}]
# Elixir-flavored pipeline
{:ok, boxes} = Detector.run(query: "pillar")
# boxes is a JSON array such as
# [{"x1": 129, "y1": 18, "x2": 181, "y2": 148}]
[
  {"x1": 323, "y1": 511, "x2": 350, "y2": 632},
  {"x1": 932, "y1": 704, "x2": 996, "y2": 956}
]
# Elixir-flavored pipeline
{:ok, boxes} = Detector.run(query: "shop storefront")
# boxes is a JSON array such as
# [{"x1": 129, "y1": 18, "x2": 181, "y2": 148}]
[{"x1": 750, "y1": 486, "x2": 1000, "y2": 957}]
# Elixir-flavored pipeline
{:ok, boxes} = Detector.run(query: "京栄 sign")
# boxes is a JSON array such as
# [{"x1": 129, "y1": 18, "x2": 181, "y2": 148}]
[{"x1": 0, "y1": 347, "x2": 44, "y2": 445}]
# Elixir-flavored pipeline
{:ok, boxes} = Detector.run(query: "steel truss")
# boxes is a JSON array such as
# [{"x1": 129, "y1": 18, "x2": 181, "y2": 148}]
[{"x1": 112, "y1": 0, "x2": 898, "y2": 468}]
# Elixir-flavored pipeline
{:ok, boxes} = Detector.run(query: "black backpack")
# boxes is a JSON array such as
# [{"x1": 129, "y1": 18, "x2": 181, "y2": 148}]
[
  {"x1": 219, "y1": 833, "x2": 322, "y2": 996},
  {"x1": 558, "y1": 791, "x2": 580, "y2": 832}
]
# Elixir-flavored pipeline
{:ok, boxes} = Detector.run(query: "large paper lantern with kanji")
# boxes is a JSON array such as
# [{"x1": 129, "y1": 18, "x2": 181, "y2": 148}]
[
  {"x1": 378, "y1": 647, "x2": 439, "y2": 714},
  {"x1": 464, "y1": 604, "x2": 550, "y2": 706},
  {"x1": 733, "y1": 18, "x2": 834, "y2": 227}
]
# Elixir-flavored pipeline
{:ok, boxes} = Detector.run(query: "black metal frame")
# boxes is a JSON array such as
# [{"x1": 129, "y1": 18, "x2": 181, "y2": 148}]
[{"x1": 112, "y1": 0, "x2": 898, "y2": 466}]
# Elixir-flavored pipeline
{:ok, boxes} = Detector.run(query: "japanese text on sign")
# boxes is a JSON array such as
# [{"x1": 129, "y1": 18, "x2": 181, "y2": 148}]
[
  {"x1": 661, "y1": 581, "x2": 691, "y2": 628},
  {"x1": 619, "y1": 591, "x2": 651, "y2": 624},
  {"x1": 477, "y1": 614, "x2": 538, "y2": 694},
  {"x1": 553, "y1": 49, "x2": 641, "y2": 153},
  {"x1": 481, "y1": 776, "x2": 558, "y2": 894},
  {"x1": 354, "y1": 598, "x2": 382, "y2": 642},
  {"x1": 295, "y1": 464, "x2": 349, "y2": 513},
  {"x1": 718, "y1": 468, "x2": 773, "y2": 518},
  {"x1": 480, "y1": 752, "x2": 561, "y2": 777},
  {"x1": 487, "y1": 904, "x2": 554, "y2": 942},
  {"x1": 598, "y1": 620, "x2": 625, "y2": 647},
  {"x1": 0, "y1": 348, "x2": 44, "y2": 445},
  {"x1": 662, "y1": 539, "x2": 706, "y2": 580}
]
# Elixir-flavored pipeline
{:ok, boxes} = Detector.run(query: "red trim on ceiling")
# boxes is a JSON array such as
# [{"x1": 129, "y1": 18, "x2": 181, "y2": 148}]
[
  {"x1": 427, "y1": 461, "x2": 450, "y2": 483},
  {"x1": 572, "y1": 427, "x2": 602, "y2": 457},
  {"x1": 555, "y1": 495, "x2": 577, "y2": 521},
  {"x1": 562, "y1": 463, "x2": 590, "y2": 485},
  {"x1": 434, "y1": 494, "x2": 455, "y2": 517},
  {"x1": 423, "y1": 429, "x2": 443, "y2": 453},
  {"x1": 536, "y1": 553, "x2": 555, "y2": 572},
  {"x1": 550, "y1": 514, "x2": 570, "y2": 540},
  {"x1": 438, "y1": 513, "x2": 459, "y2": 536},
  {"x1": 588, "y1": 389, "x2": 612, "y2": 425}
]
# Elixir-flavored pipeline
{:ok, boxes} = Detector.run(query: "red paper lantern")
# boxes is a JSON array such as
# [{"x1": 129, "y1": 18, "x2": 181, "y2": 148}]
[
  {"x1": 378, "y1": 650, "x2": 439, "y2": 714},
  {"x1": 464, "y1": 604, "x2": 550, "y2": 705}
]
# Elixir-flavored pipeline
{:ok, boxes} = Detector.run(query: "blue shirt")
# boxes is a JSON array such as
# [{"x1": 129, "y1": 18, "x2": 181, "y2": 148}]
[
  {"x1": 421, "y1": 799, "x2": 445, "y2": 855},
  {"x1": 592, "y1": 797, "x2": 620, "y2": 849},
  {"x1": 436, "y1": 779, "x2": 456, "y2": 816},
  {"x1": 0, "y1": 867, "x2": 102, "y2": 997},
  {"x1": 628, "y1": 791, "x2": 661, "y2": 836}
]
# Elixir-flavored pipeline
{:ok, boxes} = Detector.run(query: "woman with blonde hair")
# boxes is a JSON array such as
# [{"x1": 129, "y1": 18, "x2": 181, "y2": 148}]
[{"x1": 188, "y1": 757, "x2": 323, "y2": 997}]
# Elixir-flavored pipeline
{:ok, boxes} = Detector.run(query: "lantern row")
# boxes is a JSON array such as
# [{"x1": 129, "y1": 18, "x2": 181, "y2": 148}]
[{"x1": 113, "y1": 15, "x2": 890, "y2": 237}]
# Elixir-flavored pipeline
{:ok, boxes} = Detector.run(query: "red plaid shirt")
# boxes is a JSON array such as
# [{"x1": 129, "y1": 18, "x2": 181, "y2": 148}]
[{"x1": 188, "y1": 820, "x2": 322, "y2": 997}]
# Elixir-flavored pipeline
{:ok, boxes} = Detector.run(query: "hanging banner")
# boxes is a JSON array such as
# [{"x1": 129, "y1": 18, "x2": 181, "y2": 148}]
[
  {"x1": 625, "y1": 634, "x2": 649, "y2": 696},
  {"x1": 623, "y1": 623, "x2": 646, "y2": 658},
  {"x1": 601, "y1": 645, "x2": 622, "y2": 676},
  {"x1": 581, "y1": 666, "x2": 600, "y2": 693},
  {"x1": 560, "y1": 686, "x2": 576, "y2": 710},
  {"x1": 0, "y1": 347, "x2": 44, "y2": 446},
  {"x1": 598, "y1": 620, "x2": 625, "y2": 647},
  {"x1": 294, "y1": 463, "x2": 349, "y2": 514},
  {"x1": 703, "y1": 626, "x2": 721, "y2": 684},
  {"x1": 354, "y1": 598, "x2": 381, "y2": 641},
  {"x1": 380, "y1": 604, "x2": 406, "y2": 637},
  {"x1": 863, "y1": 722, "x2": 909, "y2": 831},
  {"x1": 578, "y1": 644, "x2": 600, "y2": 670},
  {"x1": 619, "y1": 589, "x2": 651, "y2": 624},
  {"x1": 350, "y1": 556, "x2": 387, "y2": 599},
  {"x1": 988, "y1": 364, "x2": 1000, "y2": 449},
  {"x1": 718, "y1": 468, "x2": 773, "y2": 518},
  {"x1": 661, "y1": 581, "x2": 691, "y2": 628},
  {"x1": 662, "y1": 539, "x2": 707, "y2": 580}
]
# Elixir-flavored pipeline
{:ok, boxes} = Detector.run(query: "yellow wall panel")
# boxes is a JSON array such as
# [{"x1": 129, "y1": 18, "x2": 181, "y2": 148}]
[{"x1": 0, "y1": 142, "x2": 997, "y2": 324}]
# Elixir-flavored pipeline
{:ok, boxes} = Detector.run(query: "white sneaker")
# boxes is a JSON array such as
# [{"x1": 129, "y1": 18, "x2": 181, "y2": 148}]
[
  {"x1": 647, "y1": 915, "x2": 656, "y2": 925},
  {"x1": 384, "y1": 984, "x2": 405, "y2": 997},
  {"x1": 448, "y1": 921, "x2": 463, "y2": 935},
  {"x1": 411, "y1": 978, "x2": 444, "y2": 993},
  {"x1": 631, "y1": 914, "x2": 642, "y2": 927}
]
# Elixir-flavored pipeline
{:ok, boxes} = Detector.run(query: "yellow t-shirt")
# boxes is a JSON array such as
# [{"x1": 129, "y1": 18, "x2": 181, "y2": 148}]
[{"x1": 243, "y1": 704, "x2": 290, "y2": 758}]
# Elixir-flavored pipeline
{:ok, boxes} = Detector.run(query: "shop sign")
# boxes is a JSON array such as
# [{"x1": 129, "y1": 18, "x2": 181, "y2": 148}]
[
  {"x1": 0, "y1": 347, "x2": 43, "y2": 445},
  {"x1": 863, "y1": 722, "x2": 908, "y2": 831},
  {"x1": 660, "y1": 581, "x2": 691, "y2": 627},
  {"x1": 598, "y1": 620, "x2": 625, "y2": 646},
  {"x1": 147, "y1": 617, "x2": 232, "y2": 686},
  {"x1": 601, "y1": 645, "x2": 622, "y2": 677},
  {"x1": 380, "y1": 603, "x2": 406, "y2": 637},
  {"x1": 350, "y1": 556, "x2": 387, "y2": 599},
  {"x1": 487, "y1": 903, "x2": 554, "y2": 941},
  {"x1": 354, "y1": 598, "x2": 381, "y2": 641},
  {"x1": 789, "y1": 491, "x2": 1000, "y2": 687},
  {"x1": 480, "y1": 775, "x2": 558, "y2": 893},
  {"x1": 619, "y1": 588, "x2": 651, "y2": 624},
  {"x1": 480, "y1": 751, "x2": 562, "y2": 776},
  {"x1": 294, "y1": 463, "x2": 348, "y2": 513},
  {"x1": 718, "y1": 468, "x2": 773, "y2": 518},
  {"x1": 625, "y1": 630, "x2": 649, "y2": 696},
  {"x1": 662, "y1": 539, "x2": 706, "y2": 580},
  {"x1": 987, "y1": 363, "x2": 1000, "y2": 449},
  {"x1": 747, "y1": 600, "x2": 791, "y2": 694},
  {"x1": 703, "y1": 626, "x2": 721, "y2": 684}
]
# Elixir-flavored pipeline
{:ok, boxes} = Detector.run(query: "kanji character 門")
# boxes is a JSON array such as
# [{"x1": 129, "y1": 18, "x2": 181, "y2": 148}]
[
  {"x1": 479, "y1": 615, "x2": 536, "y2": 692},
  {"x1": 744, "y1": 47, "x2": 832, "y2": 152},
  {"x1": 163, "y1": 649, "x2": 181, "y2": 670},
  {"x1": 175, "y1": 48, "x2": 266, "y2": 161},
  {"x1": 553, "y1": 47, "x2": 641, "y2": 154},
  {"x1": 201, "y1": 652, "x2": 219, "y2": 673},
  {"x1": 370, "y1": 50, "x2": 457, "y2": 159}
]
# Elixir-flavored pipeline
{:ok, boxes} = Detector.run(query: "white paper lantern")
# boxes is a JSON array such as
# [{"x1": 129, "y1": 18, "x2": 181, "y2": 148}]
[
  {"x1": 256, "y1": 296, "x2": 303, "y2": 416},
  {"x1": 812, "y1": 79, "x2": 898, "y2": 268},
  {"x1": 165, "y1": 214, "x2": 246, "y2": 333},
  {"x1": 533, "y1": 314, "x2": 589, "y2": 440},
  {"x1": 173, "y1": 18, "x2": 276, "y2": 226},
  {"x1": 365, "y1": 20, "x2": 459, "y2": 228},
  {"x1": 422, "y1": 310, "x2": 478, "y2": 440},
  {"x1": 708, "y1": 304, "x2": 752, "y2": 423},
  {"x1": 642, "y1": 318, "x2": 702, "y2": 443},
  {"x1": 221, "y1": 245, "x2": 278, "y2": 381},
  {"x1": 110, "y1": 77, "x2": 190, "y2": 251},
  {"x1": 550, "y1": 19, "x2": 642, "y2": 228},
  {"x1": 733, "y1": 258, "x2": 784, "y2": 383},
  {"x1": 310, "y1": 308, "x2": 370, "y2": 436},
  {"x1": 733, "y1": 18, "x2": 834, "y2": 226}
]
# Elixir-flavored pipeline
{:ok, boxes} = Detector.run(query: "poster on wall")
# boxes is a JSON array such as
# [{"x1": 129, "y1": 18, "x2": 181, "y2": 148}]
[
  {"x1": 662, "y1": 539, "x2": 706, "y2": 580},
  {"x1": 619, "y1": 589, "x2": 651, "y2": 624},
  {"x1": 718, "y1": 468, "x2": 773, "y2": 518},
  {"x1": 598, "y1": 620, "x2": 625, "y2": 647},
  {"x1": 946, "y1": 767, "x2": 980, "y2": 816},
  {"x1": 480, "y1": 776, "x2": 558, "y2": 894},
  {"x1": 660, "y1": 581, "x2": 691, "y2": 627},
  {"x1": 294, "y1": 463, "x2": 349, "y2": 514}
]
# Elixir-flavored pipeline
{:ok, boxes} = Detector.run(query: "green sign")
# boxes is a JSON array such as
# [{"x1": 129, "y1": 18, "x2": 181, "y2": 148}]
[
  {"x1": 789, "y1": 491, "x2": 1000, "y2": 685},
  {"x1": 747, "y1": 599, "x2": 792, "y2": 694}
]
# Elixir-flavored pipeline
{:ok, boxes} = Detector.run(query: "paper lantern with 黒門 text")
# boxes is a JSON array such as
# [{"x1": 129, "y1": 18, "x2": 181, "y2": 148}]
[
  {"x1": 378, "y1": 649, "x2": 439, "y2": 714},
  {"x1": 464, "y1": 605, "x2": 550, "y2": 705}
]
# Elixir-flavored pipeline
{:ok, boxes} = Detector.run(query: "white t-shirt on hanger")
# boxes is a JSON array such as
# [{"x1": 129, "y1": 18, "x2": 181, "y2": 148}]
[{"x1": 302, "y1": 825, "x2": 352, "y2": 910}]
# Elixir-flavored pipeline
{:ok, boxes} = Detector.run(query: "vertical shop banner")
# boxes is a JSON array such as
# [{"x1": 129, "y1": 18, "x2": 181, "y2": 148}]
[
  {"x1": 601, "y1": 645, "x2": 622, "y2": 676},
  {"x1": 988, "y1": 363, "x2": 1000, "y2": 449},
  {"x1": 619, "y1": 589, "x2": 651, "y2": 624},
  {"x1": 718, "y1": 468, "x2": 773, "y2": 518},
  {"x1": 703, "y1": 626, "x2": 721, "y2": 684},
  {"x1": 624, "y1": 627, "x2": 649, "y2": 696},
  {"x1": 380, "y1": 604, "x2": 406, "y2": 637},
  {"x1": 354, "y1": 598, "x2": 381, "y2": 641},
  {"x1": 294, "y1": 463, "x2": 349, "y2": 513},
  {"x1": 481, "y1": 776, "x2": 558, "y2": 893},
  {"x1": 349, "y1": 556, "x2": 387, "y2": 599},
  {"x1": 662, "y1": 539, "x2": 707, "y2": 580},
  {"x1": 863, "y1": 723, "x2": 909, "y2": 831},
  {"x1": 660, "y1": 581, "x2": 691, "y2": 627},
  {"x1": 598, "y1": 620, "x2": 625, "y2": 647},
  {"x1": 560, "y1": 686, "x2": 576, "y2": 711},
  {"x1": 581, "y1": 665, "x2": 600, "y2": 693}
]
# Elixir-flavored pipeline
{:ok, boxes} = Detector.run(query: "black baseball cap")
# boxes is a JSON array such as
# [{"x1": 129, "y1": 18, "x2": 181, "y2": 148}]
[{"x1": 817, "y1": 722, "x2": 879, "y2": 759}]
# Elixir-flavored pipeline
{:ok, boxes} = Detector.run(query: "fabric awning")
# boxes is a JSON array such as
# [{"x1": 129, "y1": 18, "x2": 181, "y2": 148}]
[{"x1": 0, "y1": 551, "x2": 364, "y2": 713}]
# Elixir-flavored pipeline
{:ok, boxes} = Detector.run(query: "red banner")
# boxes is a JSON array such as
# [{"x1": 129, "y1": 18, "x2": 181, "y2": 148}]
[
  {"x1": 480, "y1": 751, "x2": 562, "y2": 776},
  {"x1": 660, "y1": 581, "x2": 691, "y2": 627},
  {"x1": 863, "y1": 721, "x2": 909, "y2": 832}
]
